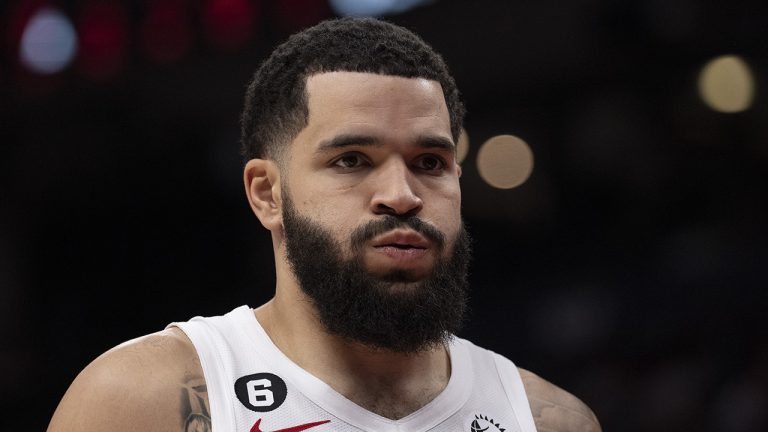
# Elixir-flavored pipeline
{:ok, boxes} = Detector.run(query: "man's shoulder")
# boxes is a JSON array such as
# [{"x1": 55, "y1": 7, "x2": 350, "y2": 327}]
[
  {"x1": 48, "y1": 327, "x2": 204, "y2": 432},
  {"x1": 454, "y1": 339, "x2": 600, "y2": 431},
  {"x1": 79, "y1": 327, "x2": 200, "y2": 388},
  {"x1": 518, "y1": 367, "x2": 601, "y2": 432}
]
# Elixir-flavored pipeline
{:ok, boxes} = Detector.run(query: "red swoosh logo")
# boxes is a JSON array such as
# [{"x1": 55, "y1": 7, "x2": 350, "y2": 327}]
[{"x1": 251, "y1": 418, "x2": 331, "y2": 432}]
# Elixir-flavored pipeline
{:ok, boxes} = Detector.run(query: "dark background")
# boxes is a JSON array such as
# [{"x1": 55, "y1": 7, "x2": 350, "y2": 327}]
[{"x1": 2, "y1": 0, "x2": 767, "y2": 430}]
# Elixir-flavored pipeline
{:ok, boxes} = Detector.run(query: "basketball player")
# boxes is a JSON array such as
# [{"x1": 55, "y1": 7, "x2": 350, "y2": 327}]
[{"x1": 49, "y1": 18, "x2": 601, "y2": 432}]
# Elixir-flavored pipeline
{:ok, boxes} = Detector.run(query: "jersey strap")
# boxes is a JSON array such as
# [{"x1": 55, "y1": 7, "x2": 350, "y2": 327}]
[
  {"x1": 170, "y1": 314, "x2": 239, "y2": 431},
  {"x1": 493, "y1": 354, "x2": 538, "y2": 432}
]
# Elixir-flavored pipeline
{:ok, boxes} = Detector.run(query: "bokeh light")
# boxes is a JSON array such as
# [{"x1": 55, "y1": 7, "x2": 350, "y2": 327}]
[
  {"x1": 476, "y1": 134, "x2": 534, "y2": 189},
  {"x1": 19, "y1": 7, "x2": 78, "y2": 75},
  {"x1": 140, "y1": 0, "x2": 193, "y2": 64},
  {"x1": 698, "y1": 55, "x2": 755, "y2": 113},
  {"x1": 329, "y1": 0, "x2": 433, "y2": 17},
  {"x1": 77, "y1": 1, "x2": 129, "y2": 80},
  {"x1": 203, "y1": 0, "x2": 258, "y2": 50},
  {"x1": 457, "y1": 127, "x2": 469, "y2": 164},
  {"x1": 272, "y1": 0, "x2": 331, "y2": 35}
]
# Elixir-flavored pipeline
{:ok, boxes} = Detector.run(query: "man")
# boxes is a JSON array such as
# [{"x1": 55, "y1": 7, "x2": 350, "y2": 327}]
[{"x1": 49, "y1": 18, "x2": 600, "y2": 432}]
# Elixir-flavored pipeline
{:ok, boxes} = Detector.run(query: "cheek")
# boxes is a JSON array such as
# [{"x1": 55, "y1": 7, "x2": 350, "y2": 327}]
[
  {"x1": 290, "y1": 194, "x2": 359, "y2": 244},
  {"x1": 440, "y1": 183, "x2": 463, "y2": 232},
  {"x1": 431, "y1": 180, "x2": 462, "y2": 219},
  {"x1": 421, "y1": 185, "x2": 462, "y2": 247},
  {"x1": 293, "y1": 190, "x2": 357, "y2": 224}
]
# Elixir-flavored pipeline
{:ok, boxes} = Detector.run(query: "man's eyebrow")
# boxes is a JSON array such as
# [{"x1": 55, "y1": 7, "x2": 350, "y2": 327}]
[
  {"x1": 315, "y1": 134, "x2": 455, "y2": 153},
  {"x1": 316, "y1": 134, "x2": 380, "y2": 152},
  {"x1": 417, "y1": 135, "x2": 455, "y2": 150}
]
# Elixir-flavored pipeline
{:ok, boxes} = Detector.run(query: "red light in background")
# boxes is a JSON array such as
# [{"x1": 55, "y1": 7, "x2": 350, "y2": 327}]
[
  {"x1": 203, "y1": 0, "x2": 259, "y2": 51},
  {"x1": 271, "y1": 0, "x2": 331, "y2": 35},
  {"x1": 140, "y1": 0, "x2": 193, "y2": 64},
  {"x1": 76, "y1": 1, "x2": 129, "y2": 80},
  {"x1": 6, "y1": 0, "x2": 43, "y2": 50}
]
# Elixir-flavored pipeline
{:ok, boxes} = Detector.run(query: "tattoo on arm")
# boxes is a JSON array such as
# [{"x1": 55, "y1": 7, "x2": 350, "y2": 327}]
[{"x1": 181, "y1": 376, "x2": 211, "y2": 432}]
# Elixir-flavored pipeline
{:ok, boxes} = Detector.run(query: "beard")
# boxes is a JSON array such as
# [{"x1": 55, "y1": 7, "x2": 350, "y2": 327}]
[{"x1": 282, "y1": 193, "x2": 471, "y2": 354}]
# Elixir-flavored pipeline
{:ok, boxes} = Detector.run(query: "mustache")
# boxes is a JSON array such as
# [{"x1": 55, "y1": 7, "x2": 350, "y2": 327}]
[{"x1": 350, "y1": 215, "x2": 446, "y2": 251}]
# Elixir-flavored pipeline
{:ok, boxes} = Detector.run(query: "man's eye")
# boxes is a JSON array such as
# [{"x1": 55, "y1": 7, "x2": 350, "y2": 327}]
[
  {"x1": 415, "y1": 155, "x2": 445, "y2": 171},
  {"x1": 333, "y1": 153, "x2": 366, "y2": 169}
]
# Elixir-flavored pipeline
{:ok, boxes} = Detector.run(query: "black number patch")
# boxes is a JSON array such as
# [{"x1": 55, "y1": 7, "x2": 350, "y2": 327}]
[{"x1": 234, "y1": 373, "x2": 288, "y2": 412}]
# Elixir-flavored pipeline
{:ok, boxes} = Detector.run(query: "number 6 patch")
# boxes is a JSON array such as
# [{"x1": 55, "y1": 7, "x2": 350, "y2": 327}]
[{"x1": 234, "y1": 373, "x2": 288, "y2": 412}]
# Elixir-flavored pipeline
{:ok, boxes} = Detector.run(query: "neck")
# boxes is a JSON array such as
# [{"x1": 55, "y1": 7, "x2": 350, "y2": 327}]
[{"x1": 254, "y1": 279, "x2": 451, "y2": 419}]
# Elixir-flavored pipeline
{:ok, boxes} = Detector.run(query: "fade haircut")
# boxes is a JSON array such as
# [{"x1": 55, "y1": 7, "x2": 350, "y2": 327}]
[{"x1": 240, "y1": 17, "x2": 465, "y2": 162}]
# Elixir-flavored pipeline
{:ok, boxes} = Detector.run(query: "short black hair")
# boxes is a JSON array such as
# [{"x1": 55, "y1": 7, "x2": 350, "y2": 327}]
[{"x1": 240, "y1": 17, "x2": 465, "y2": 162}]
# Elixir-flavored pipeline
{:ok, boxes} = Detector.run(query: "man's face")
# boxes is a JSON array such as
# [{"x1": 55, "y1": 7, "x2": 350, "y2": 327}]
[{"x1": 280, "y1": 72, "x2": 469, "y2": 352}]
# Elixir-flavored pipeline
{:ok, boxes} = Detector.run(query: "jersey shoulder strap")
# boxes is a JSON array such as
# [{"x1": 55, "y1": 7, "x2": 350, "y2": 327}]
[
  {"x1": 491, "y1": 351, "x2": 538, "y2": 432},
  {"x1": 168, "y1": 306, "x2": 257, "y2": 431}
]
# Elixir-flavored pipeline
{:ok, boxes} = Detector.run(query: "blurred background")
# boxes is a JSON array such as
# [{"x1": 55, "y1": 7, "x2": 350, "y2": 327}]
[{"x1": 2, "y1": 0, "x2": 767, "y2": 430}]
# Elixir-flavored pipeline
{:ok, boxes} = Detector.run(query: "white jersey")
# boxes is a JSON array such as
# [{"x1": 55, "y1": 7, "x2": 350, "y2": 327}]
[{"x1": 170, "y1": 305, "x2": 537, "y2": 432}]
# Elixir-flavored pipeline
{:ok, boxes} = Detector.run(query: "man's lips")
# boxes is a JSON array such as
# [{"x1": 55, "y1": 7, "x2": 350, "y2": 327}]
[
  {"x1": 369, "y1": 229, "x2": 431, "y2": 261},
  {"x1": 370, "y1": 229, "x2": 430, "y2": 250}
]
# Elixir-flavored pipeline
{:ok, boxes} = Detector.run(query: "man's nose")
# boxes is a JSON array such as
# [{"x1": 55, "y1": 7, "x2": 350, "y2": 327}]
[{"x1": 370, "y1": 160, "x2": 423, "y2": 217}]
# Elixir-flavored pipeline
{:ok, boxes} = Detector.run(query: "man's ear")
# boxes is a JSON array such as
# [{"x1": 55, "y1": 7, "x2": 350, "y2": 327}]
[{"x1": 244, "y1": 159, "x2": 282, "y2": 231}]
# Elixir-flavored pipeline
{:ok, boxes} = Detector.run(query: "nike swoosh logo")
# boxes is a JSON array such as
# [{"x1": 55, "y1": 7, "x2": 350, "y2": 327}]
[{"x1": 250, "y1": 418, "x2": 331, "y2": 432}]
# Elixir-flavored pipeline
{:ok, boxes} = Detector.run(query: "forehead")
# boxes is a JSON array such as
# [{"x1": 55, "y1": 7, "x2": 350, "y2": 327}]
[{"x1": 298, "y1": 71, "x2": 452, "y2": 147}]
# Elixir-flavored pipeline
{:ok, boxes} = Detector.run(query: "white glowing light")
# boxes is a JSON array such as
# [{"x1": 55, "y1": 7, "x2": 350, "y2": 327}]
[
  {"x1": 329, "y1": 0, "x2": 434, "y2": 17},
  {"x1": 19, "y1": 7, "x2": 78, "y2": 75},
  {"x1": 698, "y1": 55, "x2": 755, "y2": 113},
  {"x1": 457, "y1": 128, "x2": 469, "y2": 164},
  {"x1": 476, "y1": 134, "x2": 534, "y2": 189}
]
